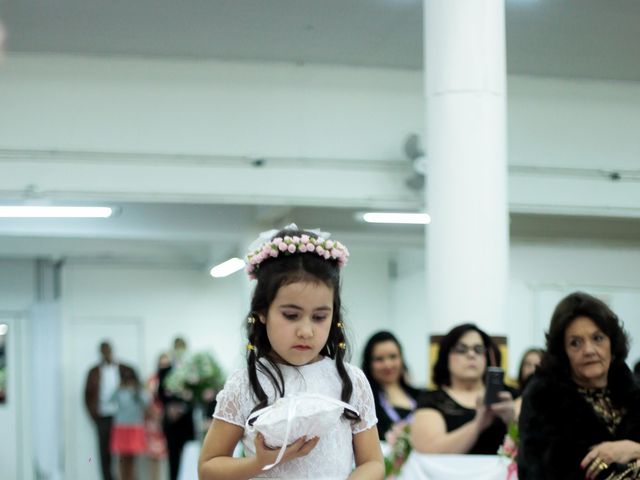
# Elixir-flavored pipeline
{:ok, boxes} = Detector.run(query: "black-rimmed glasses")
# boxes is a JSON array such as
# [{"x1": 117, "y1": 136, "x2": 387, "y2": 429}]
[{"x1": 451, "y1": 343, "x2": 487, "y2": 355}]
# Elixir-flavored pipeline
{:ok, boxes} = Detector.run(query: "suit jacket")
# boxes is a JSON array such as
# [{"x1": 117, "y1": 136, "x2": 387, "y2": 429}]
[
  {"x1": 84, "y1": 362, "x2": 136, "y2": 422},
  {"x1": 518, "y1": 363, "x2": 640, "y2": 480}
]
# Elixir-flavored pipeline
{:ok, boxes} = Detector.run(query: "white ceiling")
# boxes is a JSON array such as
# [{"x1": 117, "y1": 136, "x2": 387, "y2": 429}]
[
  {"x1": 2, "y1": 0, "x2": 640, "y2": 81},
  {"x1": 2, "y1": 0, "x2": 640, "y2": 264}
]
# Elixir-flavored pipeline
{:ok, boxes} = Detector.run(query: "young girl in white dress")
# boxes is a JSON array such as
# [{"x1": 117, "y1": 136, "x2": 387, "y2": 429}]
[{"x1": 198, "y1": 225, "x2": 384, "y2": 480}]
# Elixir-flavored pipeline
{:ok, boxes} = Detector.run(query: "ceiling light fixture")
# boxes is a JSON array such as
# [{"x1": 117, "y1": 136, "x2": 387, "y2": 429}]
[
  {"x1": 209, "y1": 257, "x2": 245, "y2": 278},
  {"x1": 361, "y1": 212, "x2": 431, "y2": 225},
  {"x1": 0, "y1": 206, "x2": 113, "y2": 218}
]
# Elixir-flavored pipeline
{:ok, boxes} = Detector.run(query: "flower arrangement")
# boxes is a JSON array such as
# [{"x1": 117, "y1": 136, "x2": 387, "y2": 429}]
[
  {"x1": 384, "y1": 422, "x2": 412, "y2": 479},
  {"x1": 498, "y1": 420, "x2": 519, "y2": 480},
  {"x1": 246, "y1": 234, "x2": 349, "y2": 279},
  {"x1": 163, "y1": 351, "x2": 225, "y2": 405}
]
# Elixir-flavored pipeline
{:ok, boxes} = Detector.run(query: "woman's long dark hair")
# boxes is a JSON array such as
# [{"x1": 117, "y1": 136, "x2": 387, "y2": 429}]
[
  {"x1": 245, "y1": 227, "x2": 356, "y2": 420},
  {"x1": 432, "y1": 323, "x2": 499, "y2": 388},
  {"x1": 361, "y1": 331, "x2": 415, "y2": 403}
]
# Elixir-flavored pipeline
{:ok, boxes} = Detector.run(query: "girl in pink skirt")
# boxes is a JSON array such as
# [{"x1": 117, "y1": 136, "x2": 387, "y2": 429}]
[{"x1": 110, "y1": 368, "x2": 149, "y2": 480}]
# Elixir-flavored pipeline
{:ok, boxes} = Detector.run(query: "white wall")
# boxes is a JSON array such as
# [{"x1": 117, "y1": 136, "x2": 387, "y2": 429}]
[
  {"x1": 509, "y1": 77, "x2": 640, "y2": 169},
  {"x1": 2, "y1": 56, "x2": 640, "y2": 171},
  {"x1": 389, "y1": 242, "x2": 640, "y2": 386},
  {"x1": 508, "y1": 241, "x2": 640, "y2": 374},
  {"x1": 342, "y1": 246, "x2": 394, "y2": 364},
  {"x1": 0, "y1": 55, "x2": 421, "y2": 160},
  {"x1": 0, "y1": 259, "x2": 35, "y2": 480},
  {"x1": 0, "y1": 258, "x2": 35, "y2": 310}
]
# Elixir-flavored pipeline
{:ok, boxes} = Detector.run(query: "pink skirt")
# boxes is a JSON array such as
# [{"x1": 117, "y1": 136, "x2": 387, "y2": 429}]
[{"x1": 111, "y1": 424, "x2": 147, "y2": 455}]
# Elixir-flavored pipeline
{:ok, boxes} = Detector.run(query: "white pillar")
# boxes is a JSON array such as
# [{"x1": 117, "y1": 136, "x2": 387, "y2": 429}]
[{"x1": 424, "y1": 0, "x2": 508, "y2": 336}]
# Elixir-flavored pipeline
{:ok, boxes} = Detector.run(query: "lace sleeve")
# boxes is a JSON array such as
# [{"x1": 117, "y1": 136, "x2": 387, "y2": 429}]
[
  {"x1": 213, "y1": 368, "x2": 252, "y2": 428},
  {"x1": 348, "y1": 365, "x2": 378, "y2": 434}
]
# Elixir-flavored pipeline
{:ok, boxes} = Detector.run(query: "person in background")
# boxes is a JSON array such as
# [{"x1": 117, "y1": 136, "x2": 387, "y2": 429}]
[
  {"x1": 517, "y1": 348, "x2": 545, "y2": 392},
  {"x1": 411, "y1": 323, "x2": 516, "y2": 455},
  {"x1": 158, "y1": 337, "x2": 195, "y2": 480},
  {"x1": 361, "y1": 330, "x2": 422, "y2": 441},
  {"x1": 84, "y1": 341, "x2": 136, "y2": 480},
  {"x1": 110, "y1": 368, "x2": 149, "y2": 480},
  {"x1": 513, "y1": 347, "x2": 545, "y2": 418},
  {"x1": 518, "y1": 292, "x2": 640, "y2": 479},
  {"x1": 145, "y1": 353, "x2": 170, "y2": 480}
]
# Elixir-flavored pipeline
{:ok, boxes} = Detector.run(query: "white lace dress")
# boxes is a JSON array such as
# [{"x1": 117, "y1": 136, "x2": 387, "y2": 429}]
[{"x1": 213, "y1": 357, "x2": 377, "y2": 479}]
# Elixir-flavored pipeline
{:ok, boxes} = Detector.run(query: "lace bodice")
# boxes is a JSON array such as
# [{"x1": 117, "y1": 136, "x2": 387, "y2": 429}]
[{"x1": 213, "y1": 357, "x2": 377, "y2": 479}]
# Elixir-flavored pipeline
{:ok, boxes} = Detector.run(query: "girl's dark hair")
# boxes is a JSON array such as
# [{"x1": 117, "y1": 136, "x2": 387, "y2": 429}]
[
  {"x1": 245, "y1": 227, "x2": 356, "y2": 420},
  {"x1": 432, "y1": 323, "x2": 498, "y2": 387},
  {"x1": 540, "y1": 291, "x2": 629, "y2": 379},
  {"x1": 517, "y1": 348, "x2": 545, "y2": 390},
  {"x1": 121, "y1": 368, "x2": 139, "y2": 386},
  {"x1": 361, "y1": 330, "x2": 415, "y2": 406},
  {"x1": 121, "y1": 368, "x2": 142, "y2": 401}
]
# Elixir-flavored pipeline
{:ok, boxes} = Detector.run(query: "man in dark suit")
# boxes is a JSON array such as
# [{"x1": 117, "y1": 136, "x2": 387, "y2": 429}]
[{"x1": 84, "y1": 341, "x2": 135, "y2": 480}]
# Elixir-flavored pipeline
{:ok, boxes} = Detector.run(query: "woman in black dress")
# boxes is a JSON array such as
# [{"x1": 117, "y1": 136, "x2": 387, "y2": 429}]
[{"x1": 411, "y1": 323, "x2": 516, "y2": 454}]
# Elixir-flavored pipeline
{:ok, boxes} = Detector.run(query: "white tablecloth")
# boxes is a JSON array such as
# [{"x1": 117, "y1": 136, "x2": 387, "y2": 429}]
[
  {"x1": 180, "y1": 443, "x2": 514, "y2": 479},
  {"x1": 397, "y1": 453, "x2": 513, "y2": 480},
  {"x1": 178, "y1": 440, "x2": 245, "y2": 480}
]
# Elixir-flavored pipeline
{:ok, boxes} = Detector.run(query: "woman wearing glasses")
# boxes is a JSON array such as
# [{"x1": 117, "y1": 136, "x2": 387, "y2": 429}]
[{"x1": 411, "y1": 323, "x2": 516, "y2": 454}]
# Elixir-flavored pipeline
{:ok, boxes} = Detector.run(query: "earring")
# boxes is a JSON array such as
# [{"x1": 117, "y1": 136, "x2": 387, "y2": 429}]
[
  {"x1": 247, "y1": 343, "x2": 256, "y2": 351},
  {"x1": 247, "y1": 315, "x2": 256, "y2": 324},
  {"x1": 336, "y1": 321, "x2": 344, "y2": 328},
  {"x1": 338, "y1": 342, "x2": 346, "y2": 350}
]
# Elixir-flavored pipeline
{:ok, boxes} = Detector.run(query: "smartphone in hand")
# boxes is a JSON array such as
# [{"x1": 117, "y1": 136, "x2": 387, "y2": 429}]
[{"x1": 484, "y1": 366, "x2": 505, "y2": 405}]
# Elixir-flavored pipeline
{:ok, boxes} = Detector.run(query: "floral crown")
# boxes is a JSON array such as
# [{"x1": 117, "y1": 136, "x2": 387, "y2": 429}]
[{"x1": 245, "y1": 224, "x2": 349, "y2": 279}]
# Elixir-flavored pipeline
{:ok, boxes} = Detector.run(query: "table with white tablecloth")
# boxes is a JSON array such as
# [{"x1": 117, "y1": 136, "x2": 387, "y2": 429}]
[{"x1": 397, "y1": 453, "x2": 516, "y2": 480}]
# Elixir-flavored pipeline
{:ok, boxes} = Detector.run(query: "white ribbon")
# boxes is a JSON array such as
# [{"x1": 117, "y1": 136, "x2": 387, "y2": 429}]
[{"x1": 245, "y1": 393, "x2": 358, "y2": 471}]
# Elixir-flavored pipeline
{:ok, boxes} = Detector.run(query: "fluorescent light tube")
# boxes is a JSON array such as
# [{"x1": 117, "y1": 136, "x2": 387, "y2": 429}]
[
  {"x1": 0, "y1": 206, "x2": 113, "y2": 218},
  {"x1": 362, "y1": 212, "x2": 431, "y2": 225},
  {"x1": 210, "y1": 257, "x2": 246, "y2": 278}
]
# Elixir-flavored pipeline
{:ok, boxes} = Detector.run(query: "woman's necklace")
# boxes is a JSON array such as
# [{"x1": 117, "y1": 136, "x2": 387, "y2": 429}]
[{"x1": 379, "y1": 390, "x2": 417, "y2": 423}]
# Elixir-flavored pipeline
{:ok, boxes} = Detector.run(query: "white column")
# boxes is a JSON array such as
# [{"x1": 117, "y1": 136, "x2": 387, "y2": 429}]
[{"x1": 424, "y1": 0, "x2": 508, "y2": 335}]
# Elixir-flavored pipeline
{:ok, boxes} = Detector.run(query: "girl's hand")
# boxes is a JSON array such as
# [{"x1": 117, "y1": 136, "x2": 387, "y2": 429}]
[
  {"x1": 581, "y1": 440, "x2": 640, "y2": 479},
  {"x1": 488, "y1": 391, "x2": 516, "y2": 425},
  {"x1": 254, "y1": 433, "x2": 320, "y2": 469}
]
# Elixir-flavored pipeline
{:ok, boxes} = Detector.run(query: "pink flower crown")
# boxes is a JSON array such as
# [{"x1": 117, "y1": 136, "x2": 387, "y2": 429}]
[{"x1": 245, "y1": 233, "x2": 349, "y2": 279}]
